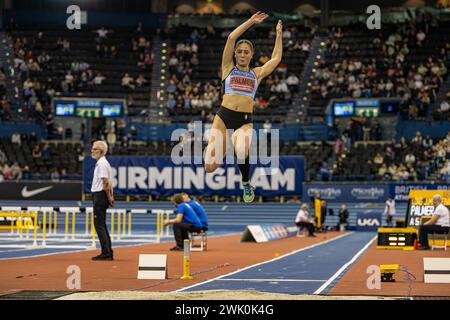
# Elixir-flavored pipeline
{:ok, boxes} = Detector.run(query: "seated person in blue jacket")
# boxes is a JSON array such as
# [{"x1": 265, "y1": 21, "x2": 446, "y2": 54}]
[
  {"x1": 164, "y1": 193, "x2": 203, "y2": 251},
  {"x1": 182, "y1": 192, "x2": 209, "y2": 232}
]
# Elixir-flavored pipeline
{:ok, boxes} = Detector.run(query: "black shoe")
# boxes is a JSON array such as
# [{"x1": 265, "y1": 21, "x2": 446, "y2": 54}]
[
  {"x1": 308, "y1": 234, "x2": 317, "y2": 237},
  {"x1": 92, "y1": 254, "x2": 114, "y2": 261},
  {"x1": 170, "y1": 246, "x2": 183, "y2": 251},
  {"x1": 417, "y1": 246, "x2": 430, "y2": 250}
]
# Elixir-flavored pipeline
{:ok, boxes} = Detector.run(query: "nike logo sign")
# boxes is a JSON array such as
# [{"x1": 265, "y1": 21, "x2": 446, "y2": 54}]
[{"x1": 21, "y1": 186, "x2": 54, "y2": 198}]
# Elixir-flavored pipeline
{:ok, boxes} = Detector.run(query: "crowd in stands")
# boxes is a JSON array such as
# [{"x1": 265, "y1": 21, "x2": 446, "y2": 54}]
[
  {"x1": 329, "y1": 130, "x2": 450, "y2": 182},
  {"x1": 0, "y1": 67, "x2": 11, "y2": 121},
  {"x1": 311, "y1": 11, "x2": 449, "y2": 120},
  {"x1": 8, "y1": 21, "x2": 153, "y2": 126},
  {"x1": 0, "y1": 132, "x2": 83, "y2": 181}
]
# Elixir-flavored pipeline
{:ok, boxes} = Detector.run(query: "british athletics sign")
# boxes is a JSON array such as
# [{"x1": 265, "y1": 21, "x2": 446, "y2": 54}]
[{"x1": 83, "y1": 156, "x2": 304, "y2": 196}]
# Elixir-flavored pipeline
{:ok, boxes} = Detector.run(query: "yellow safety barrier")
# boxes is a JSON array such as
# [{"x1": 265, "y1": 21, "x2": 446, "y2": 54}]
[{"x1": 181, "y1": 239, "x2": 193, "y2": 280}]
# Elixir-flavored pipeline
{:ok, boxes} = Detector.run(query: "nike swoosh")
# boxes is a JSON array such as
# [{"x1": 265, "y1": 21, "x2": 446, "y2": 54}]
[{"x1": 21, "y1": 186, "x2": 54, "y2": 198}]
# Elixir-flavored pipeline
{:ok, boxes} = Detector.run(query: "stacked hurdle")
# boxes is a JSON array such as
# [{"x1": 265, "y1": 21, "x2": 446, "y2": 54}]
[
  {"x1": 152, "y1": 209, "x2": 173, "y2": 242},
  {"x1": 0, "y1": 211, "x2": 39, "y2": 247},
  {"x1": 0, "y1": 206, "x2": 174, "y2": 248}
]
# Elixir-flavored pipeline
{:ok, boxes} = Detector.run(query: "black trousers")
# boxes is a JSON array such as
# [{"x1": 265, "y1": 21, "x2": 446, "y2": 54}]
[
  {"x1": 92, "y1": 191, "x2": 113, "y2": 256},
  {"x1": 296, "y1": 221, "x2": 315, "y2": 236},
  {"x1": 173, "y1": 222, "x2": 203, "y2": 248},
  {"x1": 419, "y1": 225, "x2": 449, "y2": 247}
]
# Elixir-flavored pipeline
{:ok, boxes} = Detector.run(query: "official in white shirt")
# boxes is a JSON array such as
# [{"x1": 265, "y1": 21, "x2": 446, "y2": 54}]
[
  {"x1": 418, "y1": 194, "x2": 450, "y2": 250},
  {"x1": 90, "y1": 141, "x2": 114, "y2": 260},
  {"x1": 295, "y1": 204, "x2": 316, "y2": 237},
  {"x1": 384, "y1": 196, "x2": 396, "y2": 227}
]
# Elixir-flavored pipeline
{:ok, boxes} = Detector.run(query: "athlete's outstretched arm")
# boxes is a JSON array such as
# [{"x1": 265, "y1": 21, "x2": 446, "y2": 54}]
[
  {"x1": 254, "y1": 20, "x2": 283, "y2": 80},
  {"x1": 222, "y1": 11, "x2": 269, "y2": 79}
]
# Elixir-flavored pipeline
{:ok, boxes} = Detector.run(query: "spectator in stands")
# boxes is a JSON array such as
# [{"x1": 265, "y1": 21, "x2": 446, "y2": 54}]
[
  {"x1": 135, "y1": 74, "x2": 148, "y2": 87},
  {"x1": 411, "y1": 131, "x2": 423, "y2": 150},
  {"x1": 422, "y1": 135, "x2": 433, "y2": 148},
  {"x1": 378, "y1": 163, "x2": 390, "y2": 180},
  {"x1": 334, "y1": 136, "x2": 345, "y2": 159},
  {"x1": 127, "y1": 125, "x2": 137, "y2": 142},
  {"x1": 418, "y1": 194, "x2": 449, "y2": 250},
  {"x1": 295, "y1": 204, "x2": 316, "y2": 237},
  {"x1": 64, "y1": 71, "x2": 75, "y2": 91},
  {"x1": 374, "y1": 153, "x2": 384, "y2": 165},
  {"x1": 93, "y1": 72, "x2": 105, "y2": 85},
  {"x1": 110, "y1": 45, "x2": 118, "y2": 58},
  {"x1": 405, "y1": 152, "x2": 416, "y2": 166},
  {"x1": 436, "y1": 98, "x2": 450, "y2": 120},
  {"x1": 46, "y1": 114, "x2": 55, "y2": 137},
  {"x1": 106, "y1": 130, "x2": 116, "y2": 154},
  {"x1": 95, "y1": 27, "x2": 112, "y2": 43},
  {"x1": 164, "y1": 193, "x2": 203, "y2": 251},
  {"x1": 416, "y1": 30, "x2": 426, "y2": 46},
  {"x1": 62, "y1": 39, "x2": 70, "y2": 53},
  {"x1": 32, "y1": 145, "x2": 41, "y2": 159},
  {"x1": 11, "y1": 132, "x2": 21, "y2": 146},
  {"x1": 21, "y1": 166, "x2": 30, "y2": 180},
  {"x1": 11, "y1": 162, "x2": 22, "y2": 181},
  {"x1": 2, "y1": 164, "x2": 13, "y2": 180},
  {"x1": 41, "y1": 144, "x2": 50, "y2": 159},
  {"x1": 342, "y1": 133, "x2": 352, "y2": 151},
  {"x1": 121, "y1": 73, "x2": 135, "y2": 89},
  {"x1": 440, "y1": 160, "x2": 450, "y2": 181}
]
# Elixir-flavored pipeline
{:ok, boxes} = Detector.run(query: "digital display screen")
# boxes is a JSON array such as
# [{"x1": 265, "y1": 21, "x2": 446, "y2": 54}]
[
  {"x1": 380, "y1": 101, "x2": 400, "y2": 114},
  {"x1": 356, "y1": 99, "x2": 379, "y2": 107},
  {"x1": 55, "y1": 103, "x2": 75, "y2": 116},
  {"x1": 355, "y1": 107, "x2": 379, "y2": 117},
  {"x1": 333, "y1": 102, "x2": 354, "y2": 116},
  {"x1": 102, "y1": 104, "x2": 122, "y2": 117},
  {"x1": 53, "y1": 98, "x2": 126, "y2": 118}
]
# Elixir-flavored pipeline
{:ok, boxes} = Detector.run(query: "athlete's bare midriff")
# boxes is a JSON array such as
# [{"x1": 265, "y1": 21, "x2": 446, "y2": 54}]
[{"x1": 221, "y1": 94, "x2": 254, "y2": 113}]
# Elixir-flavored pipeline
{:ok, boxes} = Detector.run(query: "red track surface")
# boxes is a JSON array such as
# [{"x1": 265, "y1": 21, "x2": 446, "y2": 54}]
[
  {"x1": 330, "y1": 242, "x2": 450, "y2": 297},
  {"x1": 0, "y1": 232, "x2": 343, "y2": 295}
]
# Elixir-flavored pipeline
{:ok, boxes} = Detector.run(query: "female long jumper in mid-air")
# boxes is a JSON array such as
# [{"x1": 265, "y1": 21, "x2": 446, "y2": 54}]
[{"x1": 204, "y1": 11, "x2": 283, "y2": 203}]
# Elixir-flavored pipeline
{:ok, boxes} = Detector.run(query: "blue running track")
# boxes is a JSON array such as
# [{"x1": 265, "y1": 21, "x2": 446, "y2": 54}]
[{"x1": 179, "y1": 232, "x2": 376, "y2": 295}]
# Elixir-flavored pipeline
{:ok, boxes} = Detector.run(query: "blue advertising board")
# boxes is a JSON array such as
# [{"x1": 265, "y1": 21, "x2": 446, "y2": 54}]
[
  {"x1": 84, "y1": 156, "x2": 304, "y2": 196},
  {"x1": 389, "y1": 183, "x2": 450, "y2": 202},
  {"x1": 356, "y1": 212, "x2": 382, "y2": 231},
  {"x1": 302, "y1": 183, "x2": 388, "y2": 203},
  {"x1": 303, "y1": 183, "x2": 450, "y2": 203}
]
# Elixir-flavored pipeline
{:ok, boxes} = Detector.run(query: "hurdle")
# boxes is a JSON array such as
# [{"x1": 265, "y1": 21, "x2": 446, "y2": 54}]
[
  {"x1": 108, "y1": 209, "x2": 129, "y2": 240},
  {"x1": 38, "y1": 207, "x2": 54, "y2": 236},
  {"x1": 59, "y1": 207, "x2": 80, "y2": 240},
  {"x1": 1, "y1": 206, "x2": 21, "y2": 235},
  {"x1": 164, "y1": 210, "x2": 172, "y2": 237},
  {"x1": 153, "y1": 209, "x2": 168, "y2": 243},
  {"x1": 0, "y1": 211, "x2": 39, "y2": 247},
  {"x1": 85, "y1": 207, "x2": 93, "y2": 235}
]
